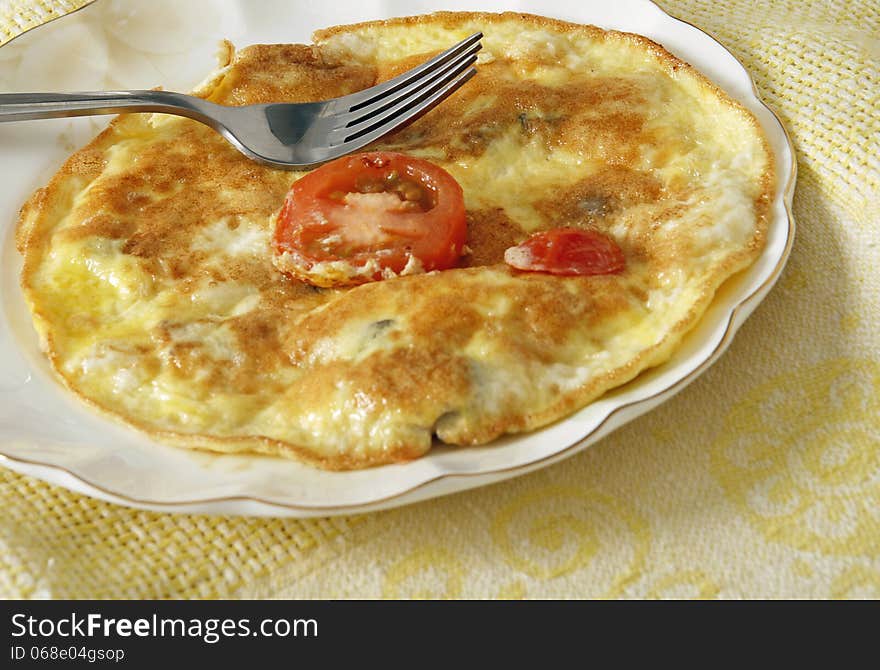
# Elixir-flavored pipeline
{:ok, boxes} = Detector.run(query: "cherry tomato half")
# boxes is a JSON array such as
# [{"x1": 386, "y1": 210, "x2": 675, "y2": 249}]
[
  {"x1": 503, "y1": 228, "x2": 626, "y2": 276},
  {"x1": 273, "y1": 152, "x2": 467, "y2": 287}
]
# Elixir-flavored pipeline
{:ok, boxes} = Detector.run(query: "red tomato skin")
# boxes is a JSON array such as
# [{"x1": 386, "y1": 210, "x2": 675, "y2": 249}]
[
  {"x1": 273, "y1": 152, "x2": 467, "y2": 286},
  {"x1": 504, "y1": 228, "x2": 626, "y2": 276}
]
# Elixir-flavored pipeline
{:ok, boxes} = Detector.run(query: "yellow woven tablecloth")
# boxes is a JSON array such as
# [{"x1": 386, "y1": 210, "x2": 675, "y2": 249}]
[{"x1": 0, "y1": 0, "x2": 877, "y2": 599}]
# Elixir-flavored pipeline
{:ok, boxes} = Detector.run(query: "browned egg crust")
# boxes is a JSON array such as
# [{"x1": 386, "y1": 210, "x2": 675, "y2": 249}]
[{"x1": 17, "y1": 12, "x2": 773, "y2": 469}]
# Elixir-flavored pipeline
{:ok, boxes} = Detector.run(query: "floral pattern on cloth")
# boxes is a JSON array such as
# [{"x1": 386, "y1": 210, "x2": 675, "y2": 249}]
[{"x1": 0, "y1": 0, "x2": 877, "y2": 599}]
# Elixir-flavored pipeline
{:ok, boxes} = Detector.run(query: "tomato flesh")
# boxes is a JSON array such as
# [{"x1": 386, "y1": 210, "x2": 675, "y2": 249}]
[
  {"x1": 273, "y1": 152, "x2": 467, "y2": 287},
  {"x1": 504, "y1": 228, "x2": 626, "y2": 276}
]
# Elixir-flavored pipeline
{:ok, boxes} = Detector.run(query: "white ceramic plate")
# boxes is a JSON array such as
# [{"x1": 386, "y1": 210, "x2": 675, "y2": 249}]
[{"x1": 0, "y1": 0, "x2": 795, "y2": 517}]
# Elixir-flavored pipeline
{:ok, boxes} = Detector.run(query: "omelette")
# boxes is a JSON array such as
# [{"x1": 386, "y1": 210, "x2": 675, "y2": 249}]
[{"x1": 15, "y1": 12, "x2": 774, "y2": 469}]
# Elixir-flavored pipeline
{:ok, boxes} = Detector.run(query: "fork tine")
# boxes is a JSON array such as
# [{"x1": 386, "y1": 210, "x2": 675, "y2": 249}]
[
  {"x1": 337, "y1": 32, "x2": 483, "y2": 112},
  {"x1": 330, "y1": 66, "x2": 477, "y2": 151},
  {"x1": 328, "y1": 50, "x2": 478, "y2": 145},
  {"x1": 334, "y1": 42, "x2": 481, "y2": 131}
]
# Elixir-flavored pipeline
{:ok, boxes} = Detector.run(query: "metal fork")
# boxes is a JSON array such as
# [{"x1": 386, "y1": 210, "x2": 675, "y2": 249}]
[{"x1": 0, "y1": 32, "x2": 482, "y2": 169}]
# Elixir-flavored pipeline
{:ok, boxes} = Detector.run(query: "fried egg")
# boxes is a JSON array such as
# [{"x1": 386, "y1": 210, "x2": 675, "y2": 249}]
[{"x1": 16, "y1": 12, "x2": 773, "y2": 469}]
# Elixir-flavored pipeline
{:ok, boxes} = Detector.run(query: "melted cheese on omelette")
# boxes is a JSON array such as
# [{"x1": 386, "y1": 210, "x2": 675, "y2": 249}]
[{"x1": 16, "y1": 12, "x2": 773, "y2": 469}]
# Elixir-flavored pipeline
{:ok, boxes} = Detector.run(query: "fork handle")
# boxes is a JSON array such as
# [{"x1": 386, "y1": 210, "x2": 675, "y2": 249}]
[{"x1": 0, "y1": 90, "x2": 218, "y2": 123}]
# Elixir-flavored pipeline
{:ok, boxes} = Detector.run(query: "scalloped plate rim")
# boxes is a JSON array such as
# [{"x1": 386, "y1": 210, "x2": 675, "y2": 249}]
[{"x1": 0, "y1": 0, "x2": 796, "y2": 517}]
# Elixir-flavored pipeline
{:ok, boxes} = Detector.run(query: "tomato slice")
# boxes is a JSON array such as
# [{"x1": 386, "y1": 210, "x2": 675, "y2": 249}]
[
  {"x1": 273, "y1": 152, "x2": 467, "y2": 287},
  {"x1": 503, "y1": 228, "x2": 626, "y2": 276}
]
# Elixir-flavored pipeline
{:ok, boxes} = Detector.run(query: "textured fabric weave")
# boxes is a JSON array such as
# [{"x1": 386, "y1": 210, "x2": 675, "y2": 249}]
[
  {"x1": 0, "y1": 0, "x2": 877, "y2": 599},
  {"x1": 0, "y1": 0, "x2": 86, "y2": 42}
]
